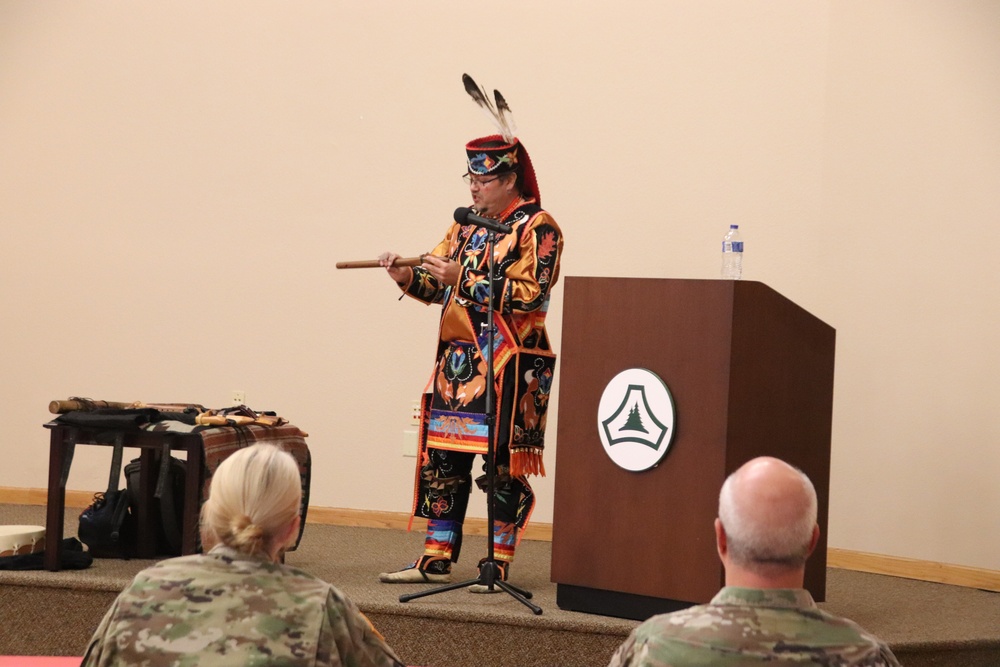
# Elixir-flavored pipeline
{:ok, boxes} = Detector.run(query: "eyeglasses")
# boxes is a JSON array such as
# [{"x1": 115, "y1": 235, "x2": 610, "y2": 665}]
[{"x1": 462, "y1": 173, "x2": 504, "y2": 187}]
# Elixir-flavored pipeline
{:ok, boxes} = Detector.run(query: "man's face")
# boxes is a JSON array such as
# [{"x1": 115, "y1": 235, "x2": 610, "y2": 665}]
[{"x1": 469, "y1": 172, "x2": 516, "y2": 217}]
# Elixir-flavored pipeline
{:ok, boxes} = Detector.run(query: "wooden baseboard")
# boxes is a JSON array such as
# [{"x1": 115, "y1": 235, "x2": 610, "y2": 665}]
[
  {"x1": 827, "y1": 547, "x2": 1000, "y2": 592},
  {"x1": 3, "y1": 486, "x2": 994, "y2": 591},
  {"x1": 0, "y1": 486, "x2": 94, "y2": 509}
]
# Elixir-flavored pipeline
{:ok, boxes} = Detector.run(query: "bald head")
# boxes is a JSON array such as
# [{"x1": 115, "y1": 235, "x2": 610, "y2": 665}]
[{"x1": 717, "y1": 457, "x2": 818, "y2": 577}]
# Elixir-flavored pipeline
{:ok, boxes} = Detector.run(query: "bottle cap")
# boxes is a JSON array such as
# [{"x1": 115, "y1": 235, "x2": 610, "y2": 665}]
[{"x1": 730, "y1": 224, "x2": 738, "y2": 229}]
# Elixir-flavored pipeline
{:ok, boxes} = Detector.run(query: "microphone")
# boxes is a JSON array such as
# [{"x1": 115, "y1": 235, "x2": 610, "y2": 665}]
[{"x1": 454, "y1": 207, "x2": 513, "y2": 235}]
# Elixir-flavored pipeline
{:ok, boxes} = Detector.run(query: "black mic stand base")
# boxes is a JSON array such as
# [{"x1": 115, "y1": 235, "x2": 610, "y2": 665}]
[{"x1": 399, "y1": 561, "x2": 541, "y2": 615}]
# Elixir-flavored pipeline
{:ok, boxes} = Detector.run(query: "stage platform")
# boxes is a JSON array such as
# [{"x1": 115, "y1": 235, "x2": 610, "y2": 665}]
[{"x1": 2, "y1": 504, "x2": 998, "y2": 666}]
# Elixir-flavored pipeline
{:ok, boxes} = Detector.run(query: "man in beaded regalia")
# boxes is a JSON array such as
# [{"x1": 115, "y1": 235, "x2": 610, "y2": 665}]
[{"x1": 377, "y1": 75, "x2": 563, "y2": 589}]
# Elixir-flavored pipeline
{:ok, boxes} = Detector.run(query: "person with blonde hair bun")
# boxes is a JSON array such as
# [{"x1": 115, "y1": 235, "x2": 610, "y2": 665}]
[
  {"x1": 198, "y1": 441, "x2": 303, "y2": 559},
  {"x1": 82, "y1": 443, "x2": 404, "y2": 667}
]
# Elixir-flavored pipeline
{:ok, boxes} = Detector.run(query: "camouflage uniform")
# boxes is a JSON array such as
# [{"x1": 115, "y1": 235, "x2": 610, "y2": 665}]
[
  {"x1": 82, "y1": 545, "x2": 404, "y2": 667},
  {"x1": 607, "y1": 587, "x2": 900, "y2": 667}
]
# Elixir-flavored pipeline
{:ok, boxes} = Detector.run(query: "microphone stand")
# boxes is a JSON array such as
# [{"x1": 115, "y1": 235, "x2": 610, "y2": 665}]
[{"x1": 399, "y1": 226, "x2": 542, "y2": 615}]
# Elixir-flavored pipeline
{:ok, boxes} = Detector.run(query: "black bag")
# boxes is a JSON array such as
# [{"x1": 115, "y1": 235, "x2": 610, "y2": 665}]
[
  {"x1": 78, "y1": 435, "x2": 136, "y2": 558},
  {"x1": 0, "y1": 538, "x2": 93, "y2": 571},
  {"x1": 125, "y1": 445, "x2": 186, "y2": 557}
]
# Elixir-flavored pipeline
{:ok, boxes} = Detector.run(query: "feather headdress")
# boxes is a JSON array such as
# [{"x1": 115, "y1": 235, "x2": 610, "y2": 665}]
[
  {"x1": 462, "y1": 73, "x2": 517, "y2": 144},
  {"x1": 462, "y1": 74, "x2": 541, "y2": 205}
]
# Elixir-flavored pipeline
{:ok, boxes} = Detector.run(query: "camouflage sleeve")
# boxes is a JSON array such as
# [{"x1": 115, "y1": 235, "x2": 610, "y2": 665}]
[
  {"x1": 317, "y1": 588, "x2": 404, "y2": 667},
  {"x1": 606, "y1": 628, "x2": 641, "y2": 667},
  {"x1": 79, "y1": 594, "x2": 122, "y2": 666},
  {"x1": 878, "y1": 643, "x2": 903, "y2": 667}
]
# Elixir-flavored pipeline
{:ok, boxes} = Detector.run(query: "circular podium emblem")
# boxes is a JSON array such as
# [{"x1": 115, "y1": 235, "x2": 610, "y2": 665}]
[{"x1": 598, "y1": 368, "x2": 676, "y2": 471}]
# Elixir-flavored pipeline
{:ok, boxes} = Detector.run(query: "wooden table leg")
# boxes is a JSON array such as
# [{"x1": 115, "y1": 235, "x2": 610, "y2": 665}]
[
  {"x1": 182, "y1": 435, "x2": 203, "y2": 554},
  {"x1": 44, "y1": 427, "x2": 73, "y2": 571}
]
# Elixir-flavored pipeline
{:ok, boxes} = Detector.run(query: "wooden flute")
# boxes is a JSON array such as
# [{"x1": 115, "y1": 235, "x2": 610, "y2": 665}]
[{"x1": 335, "y1": 255, "x2": 426, "y2": 269}]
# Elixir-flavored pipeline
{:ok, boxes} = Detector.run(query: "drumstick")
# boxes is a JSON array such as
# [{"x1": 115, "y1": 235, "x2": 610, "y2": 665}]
[{"x1": 336, "y1": 255, "x2": 426, "y2": 269}]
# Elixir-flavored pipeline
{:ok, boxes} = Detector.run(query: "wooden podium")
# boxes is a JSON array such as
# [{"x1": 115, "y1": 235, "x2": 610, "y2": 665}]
[{"x1": 551, "y1": 277, "x2": 835, "y2": 620}]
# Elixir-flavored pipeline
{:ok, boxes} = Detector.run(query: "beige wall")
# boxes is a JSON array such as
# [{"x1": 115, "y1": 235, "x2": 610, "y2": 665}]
[{"x1": 1, "y1": 1, "x2": 997, "y2": 571}]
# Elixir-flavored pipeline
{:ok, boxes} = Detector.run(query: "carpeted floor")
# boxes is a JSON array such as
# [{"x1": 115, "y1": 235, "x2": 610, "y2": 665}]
[{"x1": 2, "y1": 503, "x2": 998, "y2": 666}]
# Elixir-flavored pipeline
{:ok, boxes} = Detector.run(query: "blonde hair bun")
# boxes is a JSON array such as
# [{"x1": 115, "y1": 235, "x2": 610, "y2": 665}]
[{"x1": 199, "y1": 443, "x2": 301, "y2": 558}]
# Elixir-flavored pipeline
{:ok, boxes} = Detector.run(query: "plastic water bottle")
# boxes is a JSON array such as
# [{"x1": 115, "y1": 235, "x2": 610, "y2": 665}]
[{"x1": 721, "y1": 224, "x2": 743, "y2": 280}]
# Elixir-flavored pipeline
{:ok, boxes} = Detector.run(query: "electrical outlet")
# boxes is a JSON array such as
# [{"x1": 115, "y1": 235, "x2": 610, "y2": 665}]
[
  {"x1": 231, "y1": 390, "x2": 246, "y2": 406},
  {"x1": 409, "y1": 400, "x2": 421, "y2": 426},
  {"x1": 402, "y1": 430, "x2": 418, "y2": 457}
]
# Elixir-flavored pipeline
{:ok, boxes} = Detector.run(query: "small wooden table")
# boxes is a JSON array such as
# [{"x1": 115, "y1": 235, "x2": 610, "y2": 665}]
[
  {"x1": 43, "y1": 419, "x2": 310, "y2": 571},
  {"x1": 44, "y1": 422, "x2": 205, "y2": 570}
]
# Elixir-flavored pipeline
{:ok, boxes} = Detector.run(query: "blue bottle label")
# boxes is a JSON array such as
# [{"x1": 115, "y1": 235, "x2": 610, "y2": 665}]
[
  {"x1": 723, "y1": 241, "x2": 744, "y2": 252},
  {"x1": 732, "y1": 241, "x2": 743, "y2": 252}
]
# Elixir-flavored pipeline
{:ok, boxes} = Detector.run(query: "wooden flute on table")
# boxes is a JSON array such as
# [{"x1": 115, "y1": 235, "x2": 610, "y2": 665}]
[
  {"x1": 47, "y1": 398, "x2": 288, "y2": 428},
  {"x1": 335, "y1": 255, "x2": 426, "y2": 269},
  {"x1": 48, "y1": 399, "x2": 206, "y2": 414}
]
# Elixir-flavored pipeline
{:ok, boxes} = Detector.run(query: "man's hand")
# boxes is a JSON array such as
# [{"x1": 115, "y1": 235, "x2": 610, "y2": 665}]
[
  {"x1": 378, "y1": 252, "x2": 412, "y2": 284},
  {"x1": 420, "y1": 254, "x2": 460, "y2": 286}
]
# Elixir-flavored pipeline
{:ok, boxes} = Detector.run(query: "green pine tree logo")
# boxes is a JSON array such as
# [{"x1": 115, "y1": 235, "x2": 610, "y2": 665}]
[{"x1": 620, "y1": 403, "x2": 648, "y2": 433}]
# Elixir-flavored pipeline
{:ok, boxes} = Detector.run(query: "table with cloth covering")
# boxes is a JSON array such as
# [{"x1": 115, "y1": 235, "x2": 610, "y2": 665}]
[{"x1": 43, "y1": 414, "x2": 310, "y2": 571}]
